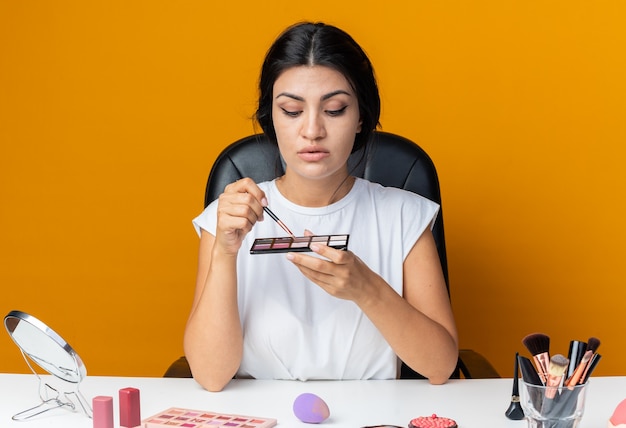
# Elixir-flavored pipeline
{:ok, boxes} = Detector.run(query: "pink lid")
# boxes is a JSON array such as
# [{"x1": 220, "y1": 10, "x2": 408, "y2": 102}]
[
  {"x1": 119, "y1": 387, "x2": 141, "y2": 427},
  {"x1": 93, "y1": 396, "x2": 113, "y2": 428}
]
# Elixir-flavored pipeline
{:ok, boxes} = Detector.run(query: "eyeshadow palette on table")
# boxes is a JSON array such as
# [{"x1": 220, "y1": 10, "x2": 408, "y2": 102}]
[{"x1": 143, "y1": 407, "x2": 277, "y2": 428}]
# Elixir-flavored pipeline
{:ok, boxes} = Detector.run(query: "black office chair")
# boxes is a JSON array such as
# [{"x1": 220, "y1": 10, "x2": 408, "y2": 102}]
[{"x1": 166, "y1": 131, "x2": 499, "y2": 379}]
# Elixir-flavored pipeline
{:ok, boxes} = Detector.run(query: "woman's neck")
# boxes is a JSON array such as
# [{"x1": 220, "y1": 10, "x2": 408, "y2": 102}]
[{"x1": 275, "y1": 172, "x2": 355, "y2": 207}]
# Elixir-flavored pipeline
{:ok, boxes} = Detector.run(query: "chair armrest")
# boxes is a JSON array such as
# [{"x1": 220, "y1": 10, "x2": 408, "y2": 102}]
[
  {"x1": 163, "y1": 356, "x2": 192, "y2": 378},
  {"x1": 458, "y1": 349, "x2": 500, "y2": 378}
]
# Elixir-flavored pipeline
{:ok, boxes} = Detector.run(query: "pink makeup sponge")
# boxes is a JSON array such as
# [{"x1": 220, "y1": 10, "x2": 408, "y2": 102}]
[
  {"x1": 609, "y1": 398, "x2": 626, "y2": 428},
  {"x1": 293, "y1": 393, "x2": 330, "y2": 424}
]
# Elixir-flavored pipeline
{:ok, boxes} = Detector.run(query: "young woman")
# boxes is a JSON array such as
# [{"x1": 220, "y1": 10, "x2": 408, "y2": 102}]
[{"x1": 184, "y1": 22, "x2": 458, "y2": 392}]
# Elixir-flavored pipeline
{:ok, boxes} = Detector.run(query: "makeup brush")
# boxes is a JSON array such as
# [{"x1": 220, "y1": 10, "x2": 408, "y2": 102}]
[
  {"x1": 522, "y1": 333, "x2": 551, "y2": 384},
  {"x1": 263, "y1": 206, "x2": 296, "y2": 238},
  {"x1": 557, "y1": 343, "x2": 600, "y2": 417},
  {"x1": 518, "y1": 355, "x2": 543, "y2": 415},
  {"x1": 581, "y1": 353, "x2": 602, "y2": 384},
  {"x1": 566, "y1": 340, "x2": 587, "y2": 379},
  {"x1": 544, "y1": 354, "x2": 569, "y2": 399},
  {"x1": 518, "y1": 355, "x2": 543, "y2": 386},
  {"x1": 583, "y1": 336, "x2": 601, "y2": 362},
  {"x1": 566, "y1": 337, "x2": 600, "y2": 386},
  {"x1": 505, "y1": 352, "x2": 525, "y2": 420},
  {"x1": 579, "y1": 338, "x2": 601, "y2": 382},
  {"x1": 540, "y1": 354, "x2": 570, "y2": 418}
]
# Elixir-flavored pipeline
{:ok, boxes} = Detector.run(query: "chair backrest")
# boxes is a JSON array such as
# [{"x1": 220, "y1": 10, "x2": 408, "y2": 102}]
[{"x1": 204, "y1": 131, "x2": 449, "y2": 289}]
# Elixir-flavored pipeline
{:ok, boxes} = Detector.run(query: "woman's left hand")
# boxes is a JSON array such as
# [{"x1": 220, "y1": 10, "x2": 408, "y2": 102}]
[{"x1": 285, "y1": 244, "x2": 382, "y2": 302}]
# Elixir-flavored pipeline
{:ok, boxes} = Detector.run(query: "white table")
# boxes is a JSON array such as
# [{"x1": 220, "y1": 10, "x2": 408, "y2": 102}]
[{"x1": 1, "y1": 373, "x2": 624, "y2": 427}]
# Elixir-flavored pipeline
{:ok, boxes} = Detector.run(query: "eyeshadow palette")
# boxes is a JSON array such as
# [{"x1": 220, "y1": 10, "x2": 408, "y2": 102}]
[
  {"x1": 143, "y1": 407, "x2": 277, "y2": 427},
  {"x1": 250, "y1": 234, "x2": 349, "y2": 254}
]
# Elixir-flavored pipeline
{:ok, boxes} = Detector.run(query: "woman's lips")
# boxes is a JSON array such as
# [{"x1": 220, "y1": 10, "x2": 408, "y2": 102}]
[{"x1": 297, "y1": 149, "x2": 330, "y2": 162}]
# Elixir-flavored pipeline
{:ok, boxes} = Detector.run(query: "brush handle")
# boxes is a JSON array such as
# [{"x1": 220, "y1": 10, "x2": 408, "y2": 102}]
[
  {"x1": 565, "y1": 350, "x2": 592, "y2": 386},
  {"x1": 544, "y1": 371, "x2": 564, "y2": 400},
  {"x1": 518, "y1": 356, "x2": 544, "y2": 417},
  {"x1": 581, "y1": 353, "x2": 601, "y2": 383},
  {"x1": 505, "y1": 352, "x2": 525, "y2": 420},
  {"x1": 512, "y1": 352, "x2": 520, "y2": 395},
  {"x1": 518, "y1": 355, "x2": 543, "y2": 386},
  {"x1": 263, "y1": 206, "x2": 295, "y2": 237},
  {"x1": 533, "y1": 353, "x2": 550, "y2": 385},
  {"x1": 566, "y1": 340, "x2": 587, "y2": 378}
]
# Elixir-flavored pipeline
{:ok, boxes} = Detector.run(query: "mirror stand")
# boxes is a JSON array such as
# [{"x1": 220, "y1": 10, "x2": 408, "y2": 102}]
[
  {"x1": 4, "y1": 310, "x2": 93, "y2": 421},
  {"x1": 13, "y1": 349, "x2": 93, "y2": 420}
]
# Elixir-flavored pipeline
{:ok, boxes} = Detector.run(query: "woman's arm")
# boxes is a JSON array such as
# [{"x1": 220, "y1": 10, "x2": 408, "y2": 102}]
[
  {"x1": 184, "y1": 231, "x2": 242, "y2": 391},
  {"x1": 183, "y1": 178, "x2": 267, "y2": 391},
  {"x1": 361, "y1": 228, "x2": 458, "y2": 383},
  {"x1": 285, "y1": 227, "x2": 458, "y2": 384}
]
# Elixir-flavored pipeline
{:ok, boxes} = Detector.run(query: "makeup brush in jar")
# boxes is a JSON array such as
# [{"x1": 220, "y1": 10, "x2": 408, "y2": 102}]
[
  {"x1": 566, "y1": 337, "x2": 600, "y2": 386},
  {"x1": 566, "y1": 340, "x2": 587, "y2": 378},
  {"x1": 522, "y1": 333, "x2": 551, "y2": 384},
  {"x1": 544, "y1": 354, "x2": 569, "y2": 399},
  {"x1": 541, "y1": 354, "x2": 570, "y2": 417}
]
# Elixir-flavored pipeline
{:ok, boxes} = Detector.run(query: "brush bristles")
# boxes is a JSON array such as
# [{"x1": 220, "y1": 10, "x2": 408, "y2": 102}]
[
  {"x1": 586, "y1": 337, "x2": 600, "y2": 353},
  {"x1": 548, "y1": 354, "x2": 569, "y2": 377},
  {"x1": 522, "y1": 333, "x2": 550, "y2": 355}
]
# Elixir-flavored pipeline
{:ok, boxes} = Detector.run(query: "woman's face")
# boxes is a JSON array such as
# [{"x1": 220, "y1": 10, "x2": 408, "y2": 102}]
[{"x1": 272, "y1": 65, "x2": 362, "y2": 182}]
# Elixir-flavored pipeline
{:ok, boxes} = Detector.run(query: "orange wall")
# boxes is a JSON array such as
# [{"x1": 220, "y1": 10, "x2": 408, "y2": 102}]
[{"x1": 1, "y1": 1, "x2": 625, "y2": 379}]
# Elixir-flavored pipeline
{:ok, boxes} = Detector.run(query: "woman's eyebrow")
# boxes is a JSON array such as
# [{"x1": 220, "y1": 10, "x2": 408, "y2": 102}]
[
  {"x1": 275, "y1": 89, "x2": 352, "y2": 101},
  {"x1": 275, "y1": 92, "x2": 304, "y2": 101},
  {"x1": 321, "y1": 89, "x2": 351, "y2": 100}
]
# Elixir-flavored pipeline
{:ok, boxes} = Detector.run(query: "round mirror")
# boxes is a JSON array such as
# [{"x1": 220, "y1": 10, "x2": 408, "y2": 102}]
[
  {"x1": 4, "y1": 310, "x2": 92, "y2": 420},
  {"x1": 4, "y1": 310, "x2": 86, "y2": 383}
]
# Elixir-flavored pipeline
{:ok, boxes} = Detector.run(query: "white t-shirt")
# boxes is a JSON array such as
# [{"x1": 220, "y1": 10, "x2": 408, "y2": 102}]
[{"x1": 192, "y1": 177, "x2": 439, "y2": 380}]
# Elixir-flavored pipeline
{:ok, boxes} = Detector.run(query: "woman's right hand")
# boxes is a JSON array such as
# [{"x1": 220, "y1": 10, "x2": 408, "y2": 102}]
[{"x1": 214, "y1": 177, "x2": 267, "y2": 255}]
